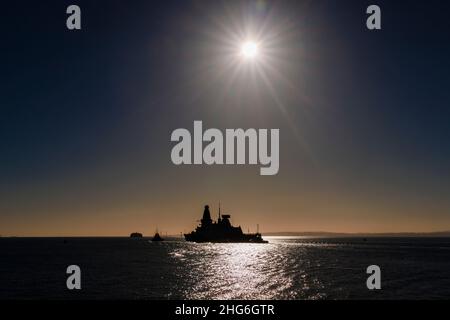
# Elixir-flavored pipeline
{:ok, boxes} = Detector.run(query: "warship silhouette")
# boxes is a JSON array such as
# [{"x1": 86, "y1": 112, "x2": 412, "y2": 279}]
[{"x1": 184, "y1": 205, "x2": 268, "y2": 243}]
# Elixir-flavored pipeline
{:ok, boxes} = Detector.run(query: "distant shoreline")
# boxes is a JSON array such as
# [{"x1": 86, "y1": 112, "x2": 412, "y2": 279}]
[{"x1": 263, "y1": 231, "x2": 450, "y2": 237}]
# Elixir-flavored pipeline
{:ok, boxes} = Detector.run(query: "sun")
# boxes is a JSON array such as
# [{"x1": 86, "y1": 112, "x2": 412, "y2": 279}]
[{"x1": 240, "y1": 41, "x2": 259, "y2": 59}]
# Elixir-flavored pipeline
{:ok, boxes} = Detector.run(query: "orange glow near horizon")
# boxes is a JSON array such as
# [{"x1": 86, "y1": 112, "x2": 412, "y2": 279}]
[{"x1": 2, "y1": 165, "x2": 450, "y2": 237}]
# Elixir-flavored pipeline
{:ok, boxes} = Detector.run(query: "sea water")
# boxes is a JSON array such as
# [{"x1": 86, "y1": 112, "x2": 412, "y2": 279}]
[{"x1": 1, "y1": 237, "x2": 450, "y2": 299}]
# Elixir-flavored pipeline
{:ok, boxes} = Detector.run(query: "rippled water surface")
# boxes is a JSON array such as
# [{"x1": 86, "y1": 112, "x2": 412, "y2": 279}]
[{"x1": 1, "y1": 237, "x2": 450, "y2": 299}]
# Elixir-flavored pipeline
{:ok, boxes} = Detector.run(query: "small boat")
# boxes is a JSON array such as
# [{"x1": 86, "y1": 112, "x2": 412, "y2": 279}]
[
  {"x1": 151, "y1": 232, "x2": 164, "y2": 242},
  {"x1": 130, "y1": 232, "x2": 143, "y2": 238}
]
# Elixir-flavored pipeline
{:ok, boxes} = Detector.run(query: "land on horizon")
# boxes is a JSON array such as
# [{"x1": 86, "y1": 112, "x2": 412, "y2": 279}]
[{"x1": 263, "y1": 231, "x2": 450, "y2": 237}]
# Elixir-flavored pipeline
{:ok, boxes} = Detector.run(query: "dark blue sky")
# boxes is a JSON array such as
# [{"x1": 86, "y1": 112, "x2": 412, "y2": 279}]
[{"x1": 1, "y1": 0, "x2": 450, "y2": 235}]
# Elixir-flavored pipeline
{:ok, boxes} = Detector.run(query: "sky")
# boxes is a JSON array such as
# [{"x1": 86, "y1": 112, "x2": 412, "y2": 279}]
[{"x1": 1, "y1": 0, "x2": 450, "y2": 236}]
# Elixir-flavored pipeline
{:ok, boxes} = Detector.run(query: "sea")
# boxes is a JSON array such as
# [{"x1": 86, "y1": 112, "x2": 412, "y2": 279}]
[{"x1": 1, "y1": 237, "x2": 450, "y2": 300}]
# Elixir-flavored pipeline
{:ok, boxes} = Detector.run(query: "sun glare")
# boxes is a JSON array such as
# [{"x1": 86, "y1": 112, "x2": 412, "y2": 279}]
[{"x1": 240, "y1": 41, "x2": 258, "y2": 59}]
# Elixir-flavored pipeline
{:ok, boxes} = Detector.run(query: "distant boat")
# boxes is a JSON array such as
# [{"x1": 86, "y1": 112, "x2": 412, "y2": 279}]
[
  {"x1": 151, "y1": 232, "x2": 164, "y2": 242},
  {"x1": 184, "y1": 205, "x2": 268, "y2": 243},
  {"x1": 130, "y1": 232, "x2": 143, "y2": 238}
]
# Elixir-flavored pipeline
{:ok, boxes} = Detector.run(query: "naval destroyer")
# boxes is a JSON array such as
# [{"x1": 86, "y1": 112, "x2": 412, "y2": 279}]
[{"x1": 184, "y1": 205, "x2": 268, "y2": 243}]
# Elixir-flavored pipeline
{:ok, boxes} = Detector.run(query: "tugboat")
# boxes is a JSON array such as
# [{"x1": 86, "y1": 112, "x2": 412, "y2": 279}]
[
  {"x1": 151, "y1": 229, "x2": 164, "y2": 242},
  {"x1": 184, "y1": 205, "x2": 268, "y2": 243}
]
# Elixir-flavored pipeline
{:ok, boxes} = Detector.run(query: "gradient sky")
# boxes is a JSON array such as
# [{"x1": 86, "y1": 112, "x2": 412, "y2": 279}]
[{"x1": 1, "y1": 0, "x2": 450, "y2": 236}]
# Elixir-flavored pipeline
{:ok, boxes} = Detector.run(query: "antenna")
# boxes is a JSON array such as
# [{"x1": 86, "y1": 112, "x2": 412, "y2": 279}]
[
  {"x1": 219, "y1": 202, "x2": 221, "y2": 219},
  {"x1": 257, "y1": 224, "x2": 259, "y2": 234}
]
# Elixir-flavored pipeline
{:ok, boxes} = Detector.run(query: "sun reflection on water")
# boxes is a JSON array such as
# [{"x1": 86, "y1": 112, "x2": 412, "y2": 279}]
[{"x1": 168, "y1": 238, "x2": 327, "y2": 299}]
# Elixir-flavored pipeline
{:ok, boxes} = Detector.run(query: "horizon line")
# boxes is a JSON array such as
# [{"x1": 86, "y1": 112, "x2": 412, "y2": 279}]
[{"x1": 2, "y1": 230, "x2": 450, "y2": 238}]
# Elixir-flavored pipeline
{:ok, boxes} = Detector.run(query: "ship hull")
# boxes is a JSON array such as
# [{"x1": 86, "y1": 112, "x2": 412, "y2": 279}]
[{"x1": 184, "y1": 233, "x2": 268, "y2": 243}]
